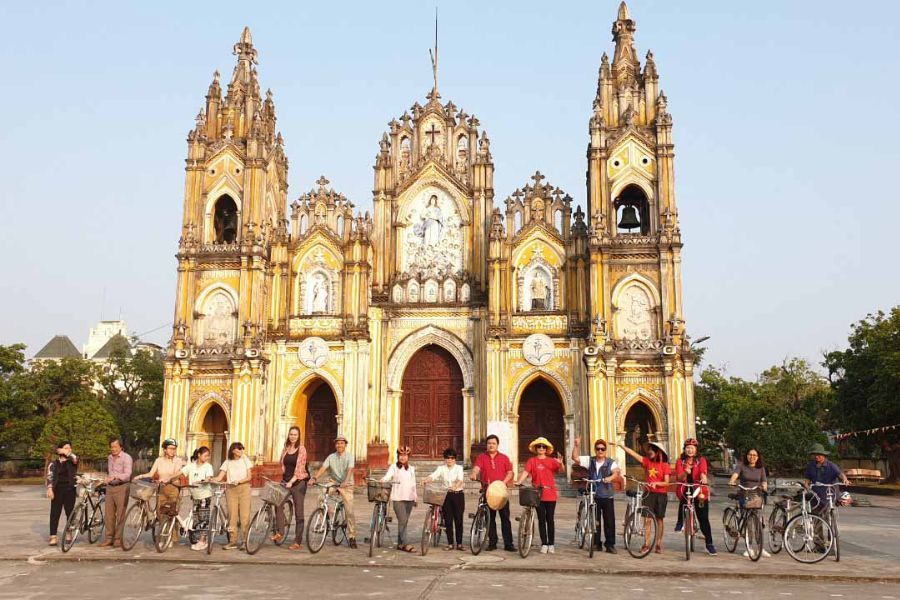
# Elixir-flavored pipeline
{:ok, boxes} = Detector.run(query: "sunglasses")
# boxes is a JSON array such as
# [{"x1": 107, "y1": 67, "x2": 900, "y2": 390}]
[
  {"x1": 535, "y1": 444, "x2": 547, "y2": 449},
  {"x1": 595, "y1": 446, "x2": 607, "y2": 451}
]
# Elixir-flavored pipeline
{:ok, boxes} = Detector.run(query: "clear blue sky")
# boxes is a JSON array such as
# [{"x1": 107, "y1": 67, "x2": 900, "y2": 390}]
[{"x1": 2, "y1": 1, "x2": 897, "y2": 378}]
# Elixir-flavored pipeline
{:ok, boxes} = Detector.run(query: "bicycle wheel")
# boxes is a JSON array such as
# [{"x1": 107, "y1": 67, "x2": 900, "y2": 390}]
[
  {"x1": 154, "y1": 517, "x2": 175, "y2": 553},
  {"x1": 722, "y1": 507, "x2": 740, "y2": 553},
  {"x1": 88, "y1": 504, "x2": 105, "y2": 544},
  {"x1": 245, "y1": 505, "x2": 271, "y2": 555},
  {"x1": 767, "y1": 505, "x2": 786, "y2": 554},
  {"x1": 624, "y1": 507, "x2": 656, "y2": 559},
  {"x1": 784, "y1": 513, "x2": 833, "y2": 564},
  {"x1": 586, "y1": 506, "x2": 596, "y2": 558},
  {"x1": 307, "y1": 507, "x2": 328, "y2": 553},
  {"x1": 276, "y1": 500, "x2": 293, "y2": 547},
  {"x1": 368, "y1": 504, "x2": 383, "y2": 558},
  {"x1": 470, "y1": 506, "x2": 488, "y2": 555},
  {"x1": 421, "y1": 505, "x2": 434, "y2": 556},
  {"x1": 518, "y1": 509, "x2": 534, "y2": 558},
  {"x1": 332, "y1": 504, "x2": 347, "y2": 546},
  {"x1": 60, "y1": 503, "x2": 84, "y2": 553},
  {"x1": 683, "y1": 505, "x2": 693, "y2": 561},
  {"x1": 206, "y1": 505, "x2": 218, "y2": 555},
  {"x1": 745, "y1": 510, "x2": 763, "y2": 561},
  {"x1": 575, "y1": 499, "x2": 585, "y2": 549},
  {"x1": 830, "y1": 511, "x2": 840, "y2": 562},
  {"x1": 120, "y1": 503, "x2": 145, "y2": 551}
]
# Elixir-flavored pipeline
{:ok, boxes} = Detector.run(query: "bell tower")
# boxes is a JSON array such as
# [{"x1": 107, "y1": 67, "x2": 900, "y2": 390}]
[
  {"x1": 160, "y1": 27, "x2": 289, "y2": 460},
  {"x1": 583, "y1": 3, "x2": 695, "y2": 464}
]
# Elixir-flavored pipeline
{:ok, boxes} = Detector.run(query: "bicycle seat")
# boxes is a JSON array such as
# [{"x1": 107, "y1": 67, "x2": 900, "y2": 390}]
[
  {"x1": 727, "y1": 493, "x2": 740, "y2": 501},
  {"x1": 626, "y1": 490, "x2": 637, "y2": 498}
]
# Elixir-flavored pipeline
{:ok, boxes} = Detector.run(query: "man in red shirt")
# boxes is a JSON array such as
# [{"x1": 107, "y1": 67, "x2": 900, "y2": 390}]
[
  {"x1": 619, "y1": 440, "x2": 670, "y2": 553},
  {"x1": 470, "y1": 434, "x2": 515, "y2": 551}
]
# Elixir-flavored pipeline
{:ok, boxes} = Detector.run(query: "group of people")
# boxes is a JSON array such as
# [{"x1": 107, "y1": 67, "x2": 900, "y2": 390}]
[{"x1": 46, "y1": 431, "x2": 852, "y2": 559}]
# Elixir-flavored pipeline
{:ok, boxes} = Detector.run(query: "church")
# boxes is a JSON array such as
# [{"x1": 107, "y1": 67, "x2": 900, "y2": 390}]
[{"x1": 159, "y1": 3, "x2": 698, "y2": 472}]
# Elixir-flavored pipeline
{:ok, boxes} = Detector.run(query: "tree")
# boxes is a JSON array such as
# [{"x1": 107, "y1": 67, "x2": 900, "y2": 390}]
[
  {"x1": 98, "y1": 342, "x2": 164, "y2": 453},
  {"x1": 0, "y1": 344, "x2": 42, "y2": 459},
  {"x1": 695, "y1": 360, "x2": 830, "y2": 474},
  {"x1": 34, "y1": 398, "x2": 120, "y2": 460},
  {"x1": 825, "y1": 307, "x2": 900, "y2": 450}
]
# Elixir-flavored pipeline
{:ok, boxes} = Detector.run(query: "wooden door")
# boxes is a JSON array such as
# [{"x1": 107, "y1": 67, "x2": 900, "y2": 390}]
[
  {"x1": 305, "y1": 383, "x2": 337, "y2": 463},
  {"x1": 517, "y1": 379, "x2": 565, "y2": 461},
  {"x1": 401, "y1": 345, "x2": 464, "y2": 458}
]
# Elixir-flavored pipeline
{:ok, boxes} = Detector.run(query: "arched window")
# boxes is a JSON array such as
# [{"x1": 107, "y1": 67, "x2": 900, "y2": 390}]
[
  {"x1": 514, "y1": 210, "x2": 523, "y2": 234},
  {"x1": 336, "y1": 215, "x2": 344, "y2": 237},
  {"x1": 213, "y1": 195, "x2": 239, "y2": 243},
  {"x1": 456, "y1": 135, "x2": 468, "y2": 162},
  {"x1": 554, "y1": 209, "x2": 563, "y2": 232},
  {"x1": 299, "y1": 213, "x2": 309, "y2": 234},
  {"x1": 614, "y1": 185, "x2": 651, "y2": 235}
]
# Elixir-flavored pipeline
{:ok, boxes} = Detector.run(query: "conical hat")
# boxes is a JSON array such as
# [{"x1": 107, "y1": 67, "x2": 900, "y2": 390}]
[{"x1": 486, "y1": 480, "x2": 509, "y2": 510}]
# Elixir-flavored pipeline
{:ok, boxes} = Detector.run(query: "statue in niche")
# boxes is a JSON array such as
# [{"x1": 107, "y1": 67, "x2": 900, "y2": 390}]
[
  {"x1": 621, "y1": 286, "x2": 653, "y2": 340},
  {"x1": 399, "y1": 138, "x2": 411, "y2": 174},
  {"x1": 530, "y1": 274, "x2": 548, "y2": 310},
  {"x1": 414, "y1": 195, "x2": 443, "y2": 246},
  {"x1": 310, "y1": 274, "x2": 329, "y2": 314},
  {"x1": 204, "y1": 293, "x2": 235, "y2": 346}
]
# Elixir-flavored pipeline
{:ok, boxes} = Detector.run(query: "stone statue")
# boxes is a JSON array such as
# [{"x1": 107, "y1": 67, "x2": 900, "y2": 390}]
[
  {"x1": 311, "y1": 274, "x2": 329, "y2": 313},
  {"x1": 417, "y1": 195, "x2": 443, "y2": 246},
  {"x1": 530, "y1": 274, "x2": 548, "y2": 310}
]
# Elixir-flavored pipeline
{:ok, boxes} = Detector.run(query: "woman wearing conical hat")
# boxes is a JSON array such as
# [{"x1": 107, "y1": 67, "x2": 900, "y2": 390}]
[{"x1": 516, "y1": 437, "x2": 563, "y2": 554}]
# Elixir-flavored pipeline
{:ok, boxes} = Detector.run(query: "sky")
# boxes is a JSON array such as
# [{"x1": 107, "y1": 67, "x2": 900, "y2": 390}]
[{"x1": 1, "y1": 1, "x2": 898, "y2": 379}]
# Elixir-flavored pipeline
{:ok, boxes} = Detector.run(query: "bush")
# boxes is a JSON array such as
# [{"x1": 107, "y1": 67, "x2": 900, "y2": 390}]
[{"x1": 34, "y1": 399, "x2": 120, "y2": 460}]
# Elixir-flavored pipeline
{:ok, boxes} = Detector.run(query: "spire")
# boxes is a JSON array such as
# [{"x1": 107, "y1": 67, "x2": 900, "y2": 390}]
[
  {"x1": 207, "y1": 70, "x2": 221, "y2": 100},
  {"x1": 427, "y1": 8, "x2": 440, "y2": 103},
  {"x1": 229, "y1": 26, "x2": 258, "y2": 97},
  {"x1": 611, "y1": 1, "x2": 639, "y2": 83}
]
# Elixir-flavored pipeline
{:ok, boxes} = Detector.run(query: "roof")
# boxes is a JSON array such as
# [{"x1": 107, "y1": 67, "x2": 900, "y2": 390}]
[
  {"x1": 33, "y1": 335, "x2": 81, "y2": 359},
  {"x1": 90, "y1": 333, "x2": 132, "y2": 360}
]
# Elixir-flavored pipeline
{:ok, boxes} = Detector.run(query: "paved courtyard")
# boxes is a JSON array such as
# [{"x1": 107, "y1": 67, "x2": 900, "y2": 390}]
[{"x1": 2, "y1": 480, "x2": 898, "y2": 598}]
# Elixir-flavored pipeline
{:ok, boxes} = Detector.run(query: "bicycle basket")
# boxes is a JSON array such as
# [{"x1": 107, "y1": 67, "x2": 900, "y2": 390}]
[
  {"x1": 367, "y1": 480, "x2": 392, "y2": 503},
  {"x1": 130, "y1": 479, "x2": 157, "y2": 502},
  {"x1": 423, "y1": 483, "x2": 449, "y2": 506},
  {"x1": 570, "y1": 464, "x2": 588, "y2": 491},
  {"x1": 518, "y1": 486, "x2": 542, "y2": 508},
  {"x1": 260, "y1": 481, "x2": 290, "y2": 505},
  {"x1": 743, "y1": 491, "x2": 764, "y2": 510}
]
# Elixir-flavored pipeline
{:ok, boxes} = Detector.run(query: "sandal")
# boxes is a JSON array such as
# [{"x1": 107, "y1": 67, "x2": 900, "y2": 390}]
[
  {"x1": 640, "y1": 545, "x2": 651, "y2": 554},
  {"x1": 444, "y1": 545, "x2": 454, "y2": 551},
  {"x1": 289, "y1": 543, "x2": 302, "y2": 551},
  {"x1": 271, "y1": 532, "x2": 284, "y2": 543},
  {"x1": 655, "y1": 546, "x2": 663, "y2": 554},
  {"x1": 456, "y1": 544, "x2": 465, "y2": 551},
  {"x1": 401, "y1": 544, "x2": 416, "y2": 553}
]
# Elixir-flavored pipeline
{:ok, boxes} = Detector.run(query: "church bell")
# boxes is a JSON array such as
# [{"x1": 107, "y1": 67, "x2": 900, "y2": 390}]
[{"x1": 617, "y1": 205, "x2": 640, "y2": 231}]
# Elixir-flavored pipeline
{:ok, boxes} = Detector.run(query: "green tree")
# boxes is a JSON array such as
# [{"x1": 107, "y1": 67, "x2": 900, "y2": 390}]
[
  {"x1": 98, "y1": 342, "x2": 164, "y2": 453},
  {"x1": 25, "y1": 357, "x2": 97, "y2": 417},
  {"x1": 34, "y1": 398, "x2": 120, "y2": 460},
  {"x1": 824, "y1": 307, "x2": 900, "y2": 450},
  {"x1": 0, "y1": 344, "x2": 43, "y2": 459}
]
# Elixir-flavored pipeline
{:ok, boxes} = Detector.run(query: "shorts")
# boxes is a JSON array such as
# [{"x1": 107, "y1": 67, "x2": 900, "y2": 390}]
[{"x1": 644, "y1": 492, "x2": 668, "y2": 519}]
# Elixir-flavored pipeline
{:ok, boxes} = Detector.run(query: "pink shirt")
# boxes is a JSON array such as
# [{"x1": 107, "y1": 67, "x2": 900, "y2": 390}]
[
  {"x1": 382, "y1": 464, "x2": 417, "y2": 502},
  {"x1": 107, "y1": 452, "x2": 133, "y2": 483}
]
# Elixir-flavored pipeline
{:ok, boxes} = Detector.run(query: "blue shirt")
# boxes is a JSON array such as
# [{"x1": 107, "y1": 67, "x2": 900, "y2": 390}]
[{"x1": 804, "y1": 460, "x2": 843, "y2": 505}]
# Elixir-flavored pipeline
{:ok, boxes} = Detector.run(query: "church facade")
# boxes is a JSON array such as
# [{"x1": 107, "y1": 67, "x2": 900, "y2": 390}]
[{"x1": 160, "y1": 3, "x2": 697, "y2": 471}]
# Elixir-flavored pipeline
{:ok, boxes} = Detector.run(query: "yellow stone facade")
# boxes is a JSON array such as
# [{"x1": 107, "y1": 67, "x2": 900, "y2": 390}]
[{"x1": 160, "y1": 4, "x2": 696, "y2": 471}]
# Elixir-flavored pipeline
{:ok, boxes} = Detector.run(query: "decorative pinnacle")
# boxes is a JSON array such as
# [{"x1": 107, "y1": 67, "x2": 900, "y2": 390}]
[
  {"x1": 316, "y1": 175, "x2": 330, "y2": 189},
  {"x1": 617, "y1": 1, "x2": 630, "y2": 21},
  {"x1": 240, "y1": 26, "x2": 252, "y2": 45},
  {"x1": 531, "y1": 171, "x2": 546, "y2": 186}
]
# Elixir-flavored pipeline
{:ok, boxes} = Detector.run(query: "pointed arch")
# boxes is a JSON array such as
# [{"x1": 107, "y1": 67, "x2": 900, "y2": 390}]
[
  {"x1": 615, "y1": 387, "x2": 667, "y2": 435},
  {"x1": 386, "y1": 325, "x2": 474, "y2": 391},
  {"x1": 507, "y1": 367, "x2": 573, "y2": 417}
]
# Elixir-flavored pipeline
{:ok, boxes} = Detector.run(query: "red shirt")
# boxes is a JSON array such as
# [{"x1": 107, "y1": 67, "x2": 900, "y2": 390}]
[
  {"x1": 524, "y1": 456, "x2": 561, "y2": 501},
  {"x1": 642, "y1": 456, "x2": 671, "y2": 494},
  {"x1": 675, "y1": 457, "x2": 709, "y2": 501},
  {"x1": 474, "y1": 451, "x2": 512, "y2": 485}
]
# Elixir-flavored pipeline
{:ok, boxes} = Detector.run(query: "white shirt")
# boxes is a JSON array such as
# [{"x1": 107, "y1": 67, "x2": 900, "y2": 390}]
[
  {"x1": 428, "y1": 464, "x2": 465, "y2": 491},
  {"x1": 382, "y1": 464, "x2": 417, "y2": 502},
  {"x1": 578, "y1": 456, "x2": 620, "y2": 473},
  {"x1": 182, "y1": 462, "x2": 214, "y2": 500},
  {"x1": 219, "y1": 456, "x2": 253, "y2": 484}
]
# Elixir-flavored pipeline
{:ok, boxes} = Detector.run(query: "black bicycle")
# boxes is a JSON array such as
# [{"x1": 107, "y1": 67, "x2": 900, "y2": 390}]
[
  {"x1": 246, "y1": 477, "x2": 293, "y2": 555},
  {"x1": 468, "y1": 488, "x2": 489, "y2": 555},
  {"x1": 722, "y1": 484, "x2": 764, "y2": 561},
  {"x1": 61, "y1": 475, "x2": 106, "y2": 552}
]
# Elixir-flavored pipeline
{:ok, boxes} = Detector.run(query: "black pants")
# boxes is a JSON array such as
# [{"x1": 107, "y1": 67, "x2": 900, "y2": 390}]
[
  {"x1": 49, "y1": 486, "x2": 76, "y2": 536},
  {"x1": 594, "y1": 496, "x2": 616, "y2": 548},
  {"x1": 442, "y1": 491, "x2": 464, "y2": 545},
  {"x1": 488, "y1": 503, "x2": 513, "y2": 547},
  {"x1": 676, "y1": 498, "x2": 713, "y2": 544},
  {"x1": 276, "y1": 479, "x2": 308, "y2": 544},
  {"x1": 536, "y1": 500, "x2": 556, "y2": 545}
]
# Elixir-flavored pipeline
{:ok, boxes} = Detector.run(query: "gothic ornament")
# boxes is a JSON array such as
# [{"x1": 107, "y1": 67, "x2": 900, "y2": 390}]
[
  {"x1": 522, "y1": 333, "x2": 554, "y2": 366},
  {"x1": 298, "y1": 336, "x2": 329, "y2": 368}
]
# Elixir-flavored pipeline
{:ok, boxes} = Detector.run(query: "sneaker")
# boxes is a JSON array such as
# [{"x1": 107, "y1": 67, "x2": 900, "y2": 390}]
[
  {"x1": 194, "y1": 541, "x2": 208, "y2": 551},
  {"x1": 486, "y1": 544, "x2": 497, "y2": 551},
  {"x1": 540, "y1": 545, "x2": 548, "y2": 554},
  {"x1": 223, "y1": 543, "x2": 238, "y2": 550},
  {"x1": 504, "y1": 545, "x2": 516, "y2": 552},
  {"x1": 48, "y1": 535, "x2": 58, "y2": 546},
  {"x1": 548, "y1": 545, "x2": 555, "y2": 554},
  {"x1": 674, "y1": 522, "x2": 683, "y2": 533},
  {"x1": 348, "y1": 538, "x2": 358, "y2": 549},
  {"x1": 706, "y1": 544, "x2": 718, "y2": 556},
  {"x1": 606, "y1": 546, "x2": 617, "y2": 554},
  {"x1": 762, "y1": 549, "x2": 771, "y2": 558}
]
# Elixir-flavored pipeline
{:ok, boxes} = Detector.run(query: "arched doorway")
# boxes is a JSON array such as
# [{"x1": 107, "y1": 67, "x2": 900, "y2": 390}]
[
  {"x1": 200, "y1": 403, "x2": 228, "y2": 469},
  {"x1": 517, "y1": 378, "x2": 565, "y2": 463},
  {"x1": 623, "y1": 401, "x2": 658, "y2": 467},
  {"x1": 295, "y1": 380, "x2": 338, "y2": 463},
  {"x1": 401, "y1": 345, "x2": 464, "y2": 458}
]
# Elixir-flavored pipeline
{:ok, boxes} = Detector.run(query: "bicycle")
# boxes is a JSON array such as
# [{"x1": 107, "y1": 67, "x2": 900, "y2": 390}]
[
  {"x1": 306, "y1": 482, "x2": 348, "y2": 553},
  {"x1": 203, "y1": 481, "x2": 230, "y2": 554},
  {"x1": 468, "y1": 487, "x2": 489, "y2": 555},
  {"x1": 722, "y1": 484, "x2": 764, "y2": 561},
  {"x1": 60, "y1": 475, "x2": 106, "y2": 552},
  {"x1": 766, "y1": 480, "x2": 802, "y2": 554},
  {"x1": 515, "y1": 484, "x2": 543, "y2": 558},
  {"x1": 621, "y1": 476, "x2": 657, "y2": 559},
  {"x1": 245, "y1": 477, "x2": 294, "y2": 555},
  {"x1": 673, "y1": 482, "x2": 702, "y2": 561},
  {"x1": 120, "y1": 478, "x2": 159, "y2": 551},
  {"x1": 365, "y1": 478, "x2": 399, "y2": 557},
  {"x1": 574, "y1": 479, "x2": 602, "y2": 558},
  {"x1": 421, "y1": 482, "x2": 448, "y2": 556},
  {"x1": 153, "y1": 482, "x2": 192, "y2": 553},
  {"x1": 813, "y1": 482, "x2": 844, "y2": 562},
  {"x1": 782, "y1": 483, "x2": 836, "y2": 564}
]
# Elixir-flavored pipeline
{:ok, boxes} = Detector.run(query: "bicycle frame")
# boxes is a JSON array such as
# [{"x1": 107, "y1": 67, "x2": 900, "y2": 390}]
[
  {"x1": 673, "y1": 482, "x2": 702, "y2": 560},
  {"x1": 723, "y1": 484, "x2": 764, "y2": 561},
  {"x1": 622, "y1": 476, "x2": 656, "y2": 559},
  {"x1": 574, "y1": 479, "x2": 601, "y2": 557},
  {"x1": 61, "y1": 476, "x2": 106, "y2": 552}
]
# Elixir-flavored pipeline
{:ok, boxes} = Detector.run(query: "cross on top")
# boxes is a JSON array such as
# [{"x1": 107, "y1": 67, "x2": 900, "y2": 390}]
[
  {"x1": 425, "y1": 123, "x2": 441, "y2": 146},
  {"x1": 316, "y1": 175, "x2": 330, "y2": 189},
  {"x1": 531, "y1": 171, "x2": 546, "y2": 186}
]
